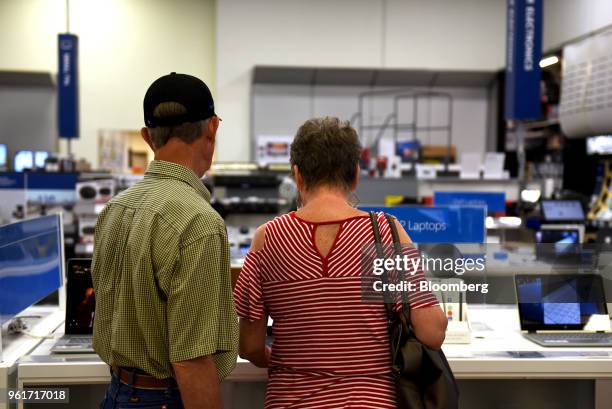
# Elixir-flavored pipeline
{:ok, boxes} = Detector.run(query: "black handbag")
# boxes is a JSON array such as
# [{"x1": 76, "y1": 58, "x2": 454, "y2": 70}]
[{"x1": 369, "y1": 212, "x2": 459, "y2": 409}]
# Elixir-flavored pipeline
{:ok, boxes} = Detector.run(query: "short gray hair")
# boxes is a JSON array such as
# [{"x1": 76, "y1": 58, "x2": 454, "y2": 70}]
[
  {"x1": 290, "y1": 116, "x2": 361, "y2": 192},
  {"x1": 147, "y1": 102, "x2": 206, "y2": 149}
]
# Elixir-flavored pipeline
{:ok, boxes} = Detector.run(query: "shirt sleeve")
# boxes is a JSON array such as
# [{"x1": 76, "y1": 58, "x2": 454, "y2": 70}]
[
  {"x1": 167, "y1": 233, "x2": 238, "y2": 364},
  {"x1": 233, "y1": 251, "x2": 265, "y2": 321}
]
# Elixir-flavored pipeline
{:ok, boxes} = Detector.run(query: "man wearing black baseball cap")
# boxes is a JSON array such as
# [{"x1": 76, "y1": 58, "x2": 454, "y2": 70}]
[{"x1": 92, "y1": 73, "x2": 238, "y2": 409}]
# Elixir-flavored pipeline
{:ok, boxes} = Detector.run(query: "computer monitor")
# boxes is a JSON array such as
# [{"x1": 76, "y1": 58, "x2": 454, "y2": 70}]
[
  {"x1": 65, "y1": 259, "x2": 95, "y2": 335},
  {"x1": 535, "y1": 224, "x2": 587, "y2": 266},
  {"x1": 541, "y1": 200, "x2": 585, "y2": 222},
  {"x1": 536, "y1": 226, "x2": 581, "y2": 246},
  {"x1": 587, "y1": 135, "x2": 612, "y2": 155},
  {"x1": 34, "y1": 151, "x2": 49, "y2": 169},
  {"x1": 515, "y1": 274, "x2": 608, "y2": 331},
  {"x1": 0, "y1": 214, "x2": 64, "y2": 325},
  {"x1": 0, "y1": 144, "x2": 7, "y2": 169},
  {"x1": 14, "y1": 150, "x2": 34, "y2": 172}
]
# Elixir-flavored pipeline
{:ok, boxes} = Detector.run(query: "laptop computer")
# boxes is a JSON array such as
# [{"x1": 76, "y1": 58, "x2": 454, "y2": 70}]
[
  {"x1": 534, "y1": 225, "x2": 587, "y2": 266},
  {"x1": 541, "y1": 200, "x2": 586, "y2": 223},
  {"x1": 51, "y1": 259, "x2": 96, "y2": 353},
  {"x1": 515, "y1": 274, "x2": 612, "y2": 347}
]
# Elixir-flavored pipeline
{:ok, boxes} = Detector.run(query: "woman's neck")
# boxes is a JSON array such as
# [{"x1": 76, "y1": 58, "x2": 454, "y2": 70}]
[
  {"x1": 296, "y1": 186, "x2": 366, "y2": 221},
  {"x1": 300, "y1": 187, "x2": 348, "y2": 208}
]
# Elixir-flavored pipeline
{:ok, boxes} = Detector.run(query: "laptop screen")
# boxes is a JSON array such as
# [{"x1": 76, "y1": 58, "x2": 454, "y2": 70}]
[
  {"x1": 533, "y1": 227, "x2": 591, "y2": 267},
  {"x1": 515, "y1": 274, "x2": 608, "y2": 331},
  {"x1": 541, "y1": 200, "x2": 585, "y2": 222},
  {"x1": 535, "y1": 229, "x2": 579, "y2": 246},
  {"x1": 65, "y1": 259, "x2": 95, "y2": 335}
]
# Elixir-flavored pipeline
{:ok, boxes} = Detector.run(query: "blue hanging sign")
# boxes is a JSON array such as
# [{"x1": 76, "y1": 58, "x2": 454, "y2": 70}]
[
  {"x1": 434, "y1": 191, "x2": 506, "y2": 213},
  {"x1": 58, "y1": 34, "x2": 79, "y2": 138},
  {"x1": 360, "y1": 205, "x2": 486, "y2": 244},
  {"x1": 505, "y1": 0, "x2": 543, "y2": 120}
]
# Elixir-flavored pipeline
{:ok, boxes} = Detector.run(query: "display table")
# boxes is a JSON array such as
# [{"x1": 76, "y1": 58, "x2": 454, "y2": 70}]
[
  {"x1": 0, "y1": 306, "x2": 63, "y2": 409},
  {"x1": 17, "y1": 306, "x2": 612, "y2": 409}
]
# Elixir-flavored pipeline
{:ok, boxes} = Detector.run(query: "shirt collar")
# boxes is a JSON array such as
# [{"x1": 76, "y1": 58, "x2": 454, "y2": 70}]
[{"x1": 145, "y1": 160, "x2": 211, "y2": 202}]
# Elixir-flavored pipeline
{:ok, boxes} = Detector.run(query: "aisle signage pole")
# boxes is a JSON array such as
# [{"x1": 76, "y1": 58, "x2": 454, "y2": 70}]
[
  {"x1": 505, "y1": 0, "x2": 543, "y2": 190},
  {"x1": 57, "y1": 34, "x2": 79, "y2": 144},
  {"x1": 505, "y1": 0, "x2": 542, "y2": 120}
]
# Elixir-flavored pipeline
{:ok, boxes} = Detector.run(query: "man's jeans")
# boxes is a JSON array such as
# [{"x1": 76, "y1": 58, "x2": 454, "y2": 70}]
[{"x1": 100, "y1": 373, "x2": 183, "y2": 409}]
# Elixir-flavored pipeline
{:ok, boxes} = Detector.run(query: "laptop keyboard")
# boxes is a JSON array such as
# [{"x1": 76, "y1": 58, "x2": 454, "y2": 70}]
[
  {"x1": 534, "y1": 333, "x2": 612, "y2": 343},
  {"x1": 67, "y1": 337, "x2": 93, "y2": 345}
]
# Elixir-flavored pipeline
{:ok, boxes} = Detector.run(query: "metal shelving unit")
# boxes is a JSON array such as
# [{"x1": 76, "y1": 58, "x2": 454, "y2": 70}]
[{"x1": 351, "y1": 89, "x2": 453, "y2": 169}]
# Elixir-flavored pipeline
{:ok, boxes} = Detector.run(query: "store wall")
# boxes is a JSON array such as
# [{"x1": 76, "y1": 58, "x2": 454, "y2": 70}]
[
  {"x1": 253, "y1": 85, "x2": 490, "y2": 159},
  {"x1": 216, "y1": 0, "x2": 507, "y2": 162},
  {"x1": 0, "y1": 86, "x2": 56, "y2": 158},
  {"x1": 4, "y1": 1, "x2": 610, "y2": 165},
  {"x1": 0, "y1": 0, "x2": 216, "y2": 167},
  {"x1": 543, "y1": 0, "x2": 612, "y2": 50}
]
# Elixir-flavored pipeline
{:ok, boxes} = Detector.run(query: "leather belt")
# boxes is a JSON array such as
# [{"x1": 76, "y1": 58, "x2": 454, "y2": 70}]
[{"x1": 111, "y1": 366, "x2": 178, "y2": 390}]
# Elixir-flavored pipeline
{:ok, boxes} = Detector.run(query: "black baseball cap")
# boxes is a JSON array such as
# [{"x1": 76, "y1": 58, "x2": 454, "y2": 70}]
[{"x1": 143, "y1": 72, "x2": 216, "y2": 128}]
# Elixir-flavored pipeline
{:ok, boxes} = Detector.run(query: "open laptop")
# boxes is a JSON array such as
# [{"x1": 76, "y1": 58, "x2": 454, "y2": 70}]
[
  {"x1": 515, "y1": 274, "x2": 612, "y2": 347},
  {"x1": 51, "y1": 259, "x2": 96, "y2": 353},
  {"x1": 535, "y1": 225, "x2": 583, "y2": 260},
  {"x1": 541, "y1": 200, "x2": 585, "y2": 223}
]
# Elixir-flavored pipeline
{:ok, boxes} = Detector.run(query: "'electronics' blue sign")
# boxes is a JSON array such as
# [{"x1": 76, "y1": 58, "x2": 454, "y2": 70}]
[
  {"x1": 360, "y1": 206, "x2": 486, "y2": 244},
  {"x1": 58, "y1": 34, "x2": 79, "y2": 139},
  {"x1": 433, "y1": 192, "x2": 506, "y2": 214},
  {"x1": 505, "y1": 0, "x2": 542, "y2": 120}
]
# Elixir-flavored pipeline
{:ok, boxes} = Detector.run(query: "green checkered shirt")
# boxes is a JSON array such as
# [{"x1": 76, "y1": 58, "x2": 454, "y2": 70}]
[{"x1": 91, "y1": 160, "x2": 238, "y2": 380}]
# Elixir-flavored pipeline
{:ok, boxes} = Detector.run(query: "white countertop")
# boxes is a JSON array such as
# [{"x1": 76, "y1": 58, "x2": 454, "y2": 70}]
[
  {"x1": 1, "y1": 306, "x2": 63, "y2": 409},
  {"x1": 1, "y1": 305, "x2": 63, "y2": 369},
  {"x1": 16, "y1": 305, "x2": 612, "y2": 385}
]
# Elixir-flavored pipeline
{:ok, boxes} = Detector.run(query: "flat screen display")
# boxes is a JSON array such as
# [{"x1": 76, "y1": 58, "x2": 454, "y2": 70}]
[
  {"x1": 535, "y1": 228, "x2": 584, "y2": 264},
  {"x1": 0, "y1": 215, "x2": 64, "y2": 324},
  {"x1": 34, "y1": 151, "x2": 49, "y2": 168},
  {"x1": 587, "y1": 135, "x2": 612, "y2": 155},
  {"x1": 65, "y1": 259, "x2": 95, "y2": 334},
  {"x1": 0, "y1": 144, "x2": 7, "y2": 167},
  {"x1": 516, "y1": 274, "x2": 607, "y2": 330},
  {"x1": 535, "y1": 229, "x2": 579, "y2": 246},
  {"x1": 14, "y1": 150, "x2": 34, "y2": 172},
  {"x1": 541, "y1": 200, "x2": 585, "y2": 221}
]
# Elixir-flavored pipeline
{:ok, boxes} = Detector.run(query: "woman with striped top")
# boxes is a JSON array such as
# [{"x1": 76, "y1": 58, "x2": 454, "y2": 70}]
[{"x1": 233, "y1": 117, "x2": 448, "y2": 408}]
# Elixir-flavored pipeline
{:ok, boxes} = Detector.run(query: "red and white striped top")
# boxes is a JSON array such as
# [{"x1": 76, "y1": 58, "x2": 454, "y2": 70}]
[{"x1": 233, "y1": 211, "x2": 438, "y2": 409}]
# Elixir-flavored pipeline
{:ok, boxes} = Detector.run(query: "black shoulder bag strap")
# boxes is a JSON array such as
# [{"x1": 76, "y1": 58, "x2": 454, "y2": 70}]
[
  {"x1": 369, "y1": 212, "x2": 411, "y2": 320},
  {"x1": 383, "y1": 214, "x2": 412, "y2": 323},
  {"x1": 369, "y1": 212, "x2": 394, "y2": 318}
]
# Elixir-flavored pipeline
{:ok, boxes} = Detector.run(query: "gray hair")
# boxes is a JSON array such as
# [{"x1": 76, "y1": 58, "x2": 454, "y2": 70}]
[
  {"x1": 147, "y1": 102, "x2": 207, "y2": 149},
  {"x1": 290, "y1": 116, "x2": 361, "y2": 192}
]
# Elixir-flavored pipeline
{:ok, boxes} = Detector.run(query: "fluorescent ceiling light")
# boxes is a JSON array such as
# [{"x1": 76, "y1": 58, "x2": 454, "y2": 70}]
[
  {"x1": 521, "y1": 188, "x2": 541, "y2": 203},
  {"x1": 539, "y1": 56, "x2": 559, "y2": 68}
]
